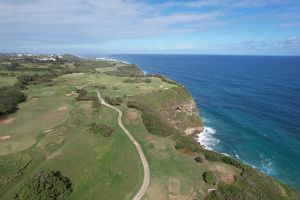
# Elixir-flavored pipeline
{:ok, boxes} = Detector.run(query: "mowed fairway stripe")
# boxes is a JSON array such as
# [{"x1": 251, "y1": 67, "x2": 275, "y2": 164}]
[{"x1": 94, "y1": 90, "x2": 150, "y2": 200}]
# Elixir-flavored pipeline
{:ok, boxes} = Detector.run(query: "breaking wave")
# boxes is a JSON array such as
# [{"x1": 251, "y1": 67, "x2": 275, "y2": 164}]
[{"x1": 196, "y1": 126, "x2": 219, "y2": 150}]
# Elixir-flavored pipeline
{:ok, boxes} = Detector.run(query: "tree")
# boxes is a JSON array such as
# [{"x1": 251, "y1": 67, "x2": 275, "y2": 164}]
[
  {"x1": 15, "y1": 170, "x2": 72, "y2": 200},
  {"x1": 0, "y1": 86, "x2": 26, "y2": 116}
]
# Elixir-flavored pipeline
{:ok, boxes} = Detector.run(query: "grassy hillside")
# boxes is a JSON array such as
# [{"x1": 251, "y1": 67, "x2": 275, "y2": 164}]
[{"x1": 0, "y1": 55, "x2": 298, "y2": 200}]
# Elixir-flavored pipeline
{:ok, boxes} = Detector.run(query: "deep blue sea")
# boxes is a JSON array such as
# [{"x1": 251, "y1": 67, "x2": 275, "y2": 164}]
[{"x1": 85, "y1": 54, "x2": 300, "y2": 190}]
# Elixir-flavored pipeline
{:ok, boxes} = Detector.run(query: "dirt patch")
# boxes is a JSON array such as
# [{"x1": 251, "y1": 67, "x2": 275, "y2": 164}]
[
  {"x1": 168, "y1": 178, "x2": 180, "y2": 195},
  {"x1": 219, "y1": 174, "x2": 235, "y2": 184},
  {"x1": 126, "y1": 109, "x2": 138, "y2": 122},
  {"x1": 0, "y1": 135, "x2": 11, "y2": 141},
  {"x1": 0, "y1": 116, "x2": 16, "y2": 125},
  {"x1": 140, "y1": 86, "x2": 155, "y2": 92},
  {"x1": 154, "y1": 140, "x2": 166, "y2": 151},
  {"x1": 46, "y1": 151, "x2": 62, "y2": 160},
  {"x1": 58, "y1": 106, "x2": 68, "y2": 112},
  {"x1": 31, "y1": 96, "x2": 39, "y2": 100}
]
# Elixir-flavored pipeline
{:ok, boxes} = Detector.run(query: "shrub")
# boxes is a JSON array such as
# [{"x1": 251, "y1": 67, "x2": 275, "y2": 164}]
[
  {"x1": 88, "y1": 123, "x2": 114, "y2": 137},
  {"x1": 195, "y1": 156, "x2": 204, "y2": 163},
  {"x1": 15, "y1": 170, "x2": 72, "y2": 200},
  {"x1": 99, "y1": 85, "x2": 106, "y2": 89},
  {"x1": 104, "y1": 96, "x2": 122, "y2": 106},
  {"x1": 0, "y1": 86, "x2": 26, "y2": 116},
  {"x1": 76, "y1": 88, "x2": 87, "y2": 96},
  {"x1": 203, "y1": 171, "x2": 215, "y2": 185},
  {"x1": 127, "y1": 101, "x2": 144, "y2": 111}
]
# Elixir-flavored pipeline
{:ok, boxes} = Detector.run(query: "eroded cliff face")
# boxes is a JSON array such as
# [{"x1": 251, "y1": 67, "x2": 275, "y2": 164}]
[{"x1": 131, "y1": 86, "x2": 203, "y2": 136}]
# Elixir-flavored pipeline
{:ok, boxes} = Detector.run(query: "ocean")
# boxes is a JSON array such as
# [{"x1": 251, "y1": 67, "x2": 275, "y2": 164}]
[{"x1": 84, "y1": 54, "x2": 300, "y2": 190}]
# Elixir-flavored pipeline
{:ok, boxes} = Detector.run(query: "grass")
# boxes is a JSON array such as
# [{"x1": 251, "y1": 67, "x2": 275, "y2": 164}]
[
  {"x1": 0, "y1": 85, "x2": 71, "y2": 155},
  {"x1": 0, "y1": 75, "x2": 17, "y2": 86}
]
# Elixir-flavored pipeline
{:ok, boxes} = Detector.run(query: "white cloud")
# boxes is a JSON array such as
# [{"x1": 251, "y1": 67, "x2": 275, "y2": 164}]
[
  {"x1": 0, "y1": 0, "x2": 227, "y2": 46},
  {"x1": 280, "y1": 22, "x2": 300, "y2": 28}
]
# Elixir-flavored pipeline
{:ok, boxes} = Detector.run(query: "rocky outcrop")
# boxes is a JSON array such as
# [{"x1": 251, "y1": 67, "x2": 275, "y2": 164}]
[{"x1": 184, "y1": 126, "x2": 204, "y2": 137}]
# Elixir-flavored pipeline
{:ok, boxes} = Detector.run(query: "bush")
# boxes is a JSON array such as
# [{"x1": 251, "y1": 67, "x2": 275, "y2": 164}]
[
  {"x1": 123, "y1": 78, "x2": 152, "y2": 83},
  {"x1": 99, "y1": 85, "x2": 106, "y2": 89},
  {"x1": 76, "y1": 88, "x2": 87, "y2": 96},
  {"x1": 204, "y1": 150, "x2": 252, "y2": 172},
  {"x1": 195, "y1": 156, "x2": 204, "y2": 163},
  {"x1": 104, "y1": 96, "x2": 122, "y2": 106},
  {"x1": 0, "y1": 86, "x2": 26, "y2": 116},
  {"x1": 15, "y1": 170, "x2": 72, "y2": 200},
  {"x1": 88, "y1": 123, "x2": 114, "y2": 137},
  {"x1": 203, "y1": 171, "x2": 215, "y2": 185}
]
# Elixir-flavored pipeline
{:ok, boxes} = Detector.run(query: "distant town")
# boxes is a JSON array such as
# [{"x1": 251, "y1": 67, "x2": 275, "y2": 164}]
[{"x1": 0, "y1": 53, "x2": 63, "y2": 62}]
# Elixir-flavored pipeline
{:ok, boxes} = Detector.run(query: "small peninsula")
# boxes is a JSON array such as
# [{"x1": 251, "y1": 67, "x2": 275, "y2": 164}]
[{"x1": 0, "y1": 53, "x2": 299, "y2": 200}]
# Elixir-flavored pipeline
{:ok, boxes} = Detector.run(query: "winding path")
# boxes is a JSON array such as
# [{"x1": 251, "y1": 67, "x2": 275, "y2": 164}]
[{"x1": 94, "y1": 90, "x2": 150, "y2": 200}]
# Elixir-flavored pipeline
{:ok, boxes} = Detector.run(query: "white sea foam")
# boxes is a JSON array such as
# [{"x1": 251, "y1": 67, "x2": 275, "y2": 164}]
[
  {"x1": 196, "y1": 126, "x2": 219, "y2": 150},
  {"x1": 259, "y1": 154, "x2": 274, "y2": 175},
  {"x1": 221, "y1": 152, "x2": 231, "y2": 157},
  {"x1": 202, "y1": 118, "x2": 210, "y2": 123},
  {"x1": 96, "y1": 57, "x2": 130, "y2": 64}
]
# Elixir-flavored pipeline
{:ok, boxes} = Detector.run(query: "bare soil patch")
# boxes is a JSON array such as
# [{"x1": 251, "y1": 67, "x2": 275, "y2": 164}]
[
  {"x1": 46, "y1": 151, "x2": 62, "y2": 160},
  {"x1": 0, "y1": 135, "x2": 11, "y2": 141},
  {"x1": 0, "y1": 116, "x2": 16, "y2": 125},
  {"x1": 126, "y1": 109, "x2": 138, "y2": 122},
  {"x1": 31, "y1": 96, "x2": 39, "y2": 100},
  {"x1": 58, "y1": 106, "x2": 68, "y2": 112},
  {"x1": 140, "y1": 86, "x2": 155, "y2": 92},
  {"x1": 168, "y1": 178, "x2": 180, "y2": 195},
  {"x1": 219, "y1": 173, "x2": 235, "y2": 184}
]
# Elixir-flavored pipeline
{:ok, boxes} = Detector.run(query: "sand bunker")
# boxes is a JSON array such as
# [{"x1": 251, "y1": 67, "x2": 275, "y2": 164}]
[
  {"x1": 44, "y1": 129, "x2": 54, "y2": 133},
  {"x1": 0, "y1": 116, "x2": 16, "y2": 125},
  {"x1": 31, "y1": 96, "x2": 39, "y2": 100},
  {"x1": 0, "y1": 135, "x2": 11, "y2": 141},
  {"x1": 58, "y1": 106, "x2": 68, "y2": 112}
]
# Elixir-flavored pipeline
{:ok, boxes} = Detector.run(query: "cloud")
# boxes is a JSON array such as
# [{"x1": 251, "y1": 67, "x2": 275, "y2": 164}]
[
  {"x1": 163, "y1": 0, "x2": 293, "y2": 9},
  {"x1": 280, "y1": 22, "x2": 300, "y2": 28},
  {"x1": 0, "y1": 0, "x2": 226, "y2": 47}
]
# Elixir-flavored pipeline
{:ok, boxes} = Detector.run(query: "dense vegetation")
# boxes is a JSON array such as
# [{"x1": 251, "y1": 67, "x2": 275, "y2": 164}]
[
  {"x1": 104, "y1": 65, "x2": 143, "y2": 77},
  {"x1": 203, "y1": 171, "x2": 215, "y2": 185},
  {"x1": 0, "y1": 86, "x2": 26, "y2": 116},
  {"x1": 203, "y1": 150, "x2": 300, "y2": 200},
  {"x1": 15, "y1": 171, "x2": 72, "y2": 200},
  {"x1": 0, "y1": 153, "x2": 33, "y2": 187},
  {"x1": 104, "y1": 96, "x2": 123, "y2": 106},
  {"x1": 127, "y1": 100, "x2": 202, "y2": 153},
  {"x1": 123, "y1": 78, "x2": 151, "y2": 83},
  {"x1": 88, "y1": 123, "x2": 114, "y2": 137}
]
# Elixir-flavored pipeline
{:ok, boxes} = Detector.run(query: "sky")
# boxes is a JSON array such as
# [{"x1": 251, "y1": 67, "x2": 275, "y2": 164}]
[{"x1": 1, "y1": 0, "x2": 300, "y2": 55}]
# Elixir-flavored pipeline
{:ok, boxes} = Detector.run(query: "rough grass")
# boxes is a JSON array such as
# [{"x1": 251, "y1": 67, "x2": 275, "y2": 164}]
[
  {"x1": 0, "y1": 85, "x2": 71, "y2": 155},
  {"x1": 0, "y1": 153, "x2": 33, "y2": 188}
]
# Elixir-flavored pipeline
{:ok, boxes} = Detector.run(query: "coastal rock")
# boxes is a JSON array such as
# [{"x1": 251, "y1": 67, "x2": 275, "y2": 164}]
[{"x1": 184, "y1": 126, "x2": 204, "y2": 137}]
